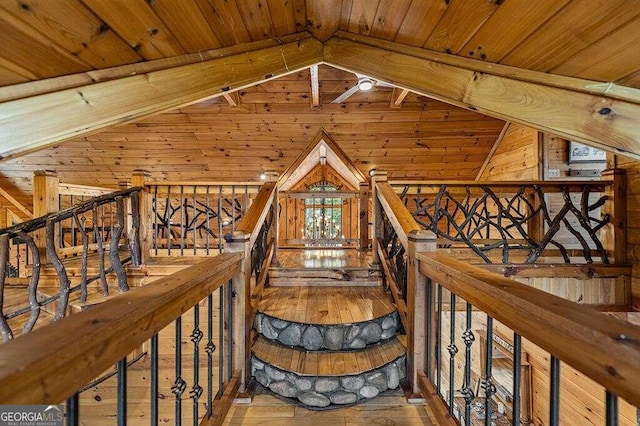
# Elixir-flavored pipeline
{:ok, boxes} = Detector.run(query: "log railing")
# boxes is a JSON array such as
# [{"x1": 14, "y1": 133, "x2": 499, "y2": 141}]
[
  {"x1": 417, "y1": 253, "x2": 640, "y2": 426},
  {"x1": 224, "y1": 181, "x2": 277, "y2": 390},
  {"x1": 145, "y1": 181, "x2": 261, "y2": 256},
  {"x1": 0, "y1": 187, "x2": 142, "y2": 342},
  {"x1": 0, "y1": 253, "x2": 242, "y2": 425},
  {"x1": 390, "y1": 170, "x2": 625, "y2": 264}
]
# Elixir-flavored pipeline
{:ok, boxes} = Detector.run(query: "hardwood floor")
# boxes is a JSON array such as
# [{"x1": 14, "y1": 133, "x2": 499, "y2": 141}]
[
  {"x1": 258, "y1": 286, "x2": 395, "y2": 325},
  {"x1": 276, "y1": 248, "x2": 373, "y2": 269},
  {"x1": 223, "y1": 391, "x2": 435, "y2": 425}
]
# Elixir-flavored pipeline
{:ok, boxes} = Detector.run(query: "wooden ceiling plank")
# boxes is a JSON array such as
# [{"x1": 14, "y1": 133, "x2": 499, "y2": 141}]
[
  {"x1": 333, "y1": 31, "x2": 640, "y2": 105},
  {"x1": 291, "y1": 0, "x2": 307, "y2": 32},
  {"x1": 266, "y1": 0, "x2": 299, "y2": 36},
  {"x1": 476, "y1": 122, "x2": 510, "y2": 180},
  {"x1": 501, "y1": 0, "x2": 640, "y2": 72},
  {"x1": 0, "y1": 32, "x2": 313, "y2": 104},
  {"x1": 309, "y1": 64, "x2": 321, "y2": 107},
  {"x1": 0, "y1": 0, "x2": 142, "y2": 70},
  {"x1": 324, "y1": 36, "x2": 640, "y2": 158},
  {"x1": 423, "y1": 0, "x2": 501, "y2": 54},
  {"x1": 306, "y1": 0, "x2": 342, "y2": 42},
  {"x1": 339, "y1": 0, "x2": 353, "y2": 31},
  {"x1": 195, "y1": 0, "x2": 251, "y2": 46},
  {"x1": 0, "y1": 8, "x2": 91, "y2": 79},
  {"x1": 80, "y1": 0, "x2": 185, "y2": 60},
  {"x1": 148, "y1": 0, "x2": 222, "y2": 53},
  {"x1": 551, "y1": 16, "x2": 640, "y2": 84},
  {"x1": 394, "y1": 0, "x2": 447, "y2": 47},
  {"x1": 618, "y1": 70, "x2": 640, "y2": 89},
  {"x1": 235, "y1": 0, "x2": 276, "y2": 41},
  {"x1": 0, "y1": 60, "x2": 34, "y2": 86},
  {"x1": 369, "y1": 0, "x2": 411, "y2": 40},
  {"x1": 0, "y1": 37, "x2": 324, "y2": 159},
  {"x1": 389, "y1": 87, "x2": 409, "y2": 109},
  {"x1": 347, "y1": 0, "x2": 380, "y2": 36},
  {"x1": 460, "y1": 0, "x2": 571, "y2": 63}
]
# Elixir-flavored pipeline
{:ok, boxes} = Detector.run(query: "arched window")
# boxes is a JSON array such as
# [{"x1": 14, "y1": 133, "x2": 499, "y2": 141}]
[{"x1": 304, "y1": 181, "x2": 342, "y2": 240}]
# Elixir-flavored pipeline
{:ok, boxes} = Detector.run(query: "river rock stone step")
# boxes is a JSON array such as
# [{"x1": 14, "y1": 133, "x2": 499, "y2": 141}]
[
  {"x1": 254, "y1": 311, "x2": 400, "y2": 351},
  {"x1": 251, "y1": 354, "x2": 406, "y2": 409}
]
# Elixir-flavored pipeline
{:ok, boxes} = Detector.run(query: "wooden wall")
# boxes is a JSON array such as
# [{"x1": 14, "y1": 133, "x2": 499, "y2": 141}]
[{"x1": 479, "y1": 123, "x2": 540, "y2": 181}]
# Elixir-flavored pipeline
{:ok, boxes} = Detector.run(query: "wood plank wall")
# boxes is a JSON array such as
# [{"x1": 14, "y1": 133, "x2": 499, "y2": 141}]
[{"x1": 479, "y1": 123, "x2": 540, "y2": 181}]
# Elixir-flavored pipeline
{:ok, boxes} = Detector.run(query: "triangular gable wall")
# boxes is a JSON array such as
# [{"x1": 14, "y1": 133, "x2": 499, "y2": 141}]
[{"x1": 278, "y1": 129, "x2": 366, "y2": 191}]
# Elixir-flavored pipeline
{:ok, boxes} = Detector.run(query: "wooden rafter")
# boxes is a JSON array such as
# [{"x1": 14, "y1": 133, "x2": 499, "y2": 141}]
[
  {"x1": 476, "y1": 122, "x2": 510, "y2": 180},
  {"x1": 223, "y1": 92, "x2": 241, "y2": 107},
  {"x1": 0, "y1": 36, "x2": 323, "y2": 160},
  {"x1": 389, "y1": 87, "x2": 410, "y2": 109},
  {"x1": 324, "y1": 33, "x2": 640, "y2": 159},
  {"x1": 309, "y1": 64, "x2": 321, "y2": 107}
]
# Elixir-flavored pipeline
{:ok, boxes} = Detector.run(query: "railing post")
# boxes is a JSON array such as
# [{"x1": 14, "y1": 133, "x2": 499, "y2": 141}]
[
  {"x1": 131, "y1": 170, "x2": 151, "y2": 265},
  {"x1": 407, "y1": 229, "x2": 437, "y2": 396},
  {"x1": 359, "y1": 181, "x2": 369, "y2": 250},
  {"x1": 601, "y1": 168, "x2": 627, "y2": 264},
  {"x1": 32, "y1": 170, "x2": 59, "y2": 262},
  {"x1": 371, "y1": 171, "x2": 388, "y2": 265},
  {"x1": 224, "y1": 232, "x2": 251, "y2": 392}
]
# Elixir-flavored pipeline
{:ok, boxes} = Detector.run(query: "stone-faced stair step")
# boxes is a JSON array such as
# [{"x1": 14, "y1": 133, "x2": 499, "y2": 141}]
[
  {"x1": 251, "y1": 335, "x2": 406, "y2": 409},
  {"x1": 255, "y1": 286, "x2": 400, "y2": 350}
]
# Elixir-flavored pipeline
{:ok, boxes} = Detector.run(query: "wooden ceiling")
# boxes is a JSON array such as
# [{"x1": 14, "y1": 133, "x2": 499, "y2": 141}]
[
  {"x1": 0, "y1": 65, "x2": 505, "y2": 207},
  {"x1": 0, "y1": 0, "x2": 639, "y2": 88}
]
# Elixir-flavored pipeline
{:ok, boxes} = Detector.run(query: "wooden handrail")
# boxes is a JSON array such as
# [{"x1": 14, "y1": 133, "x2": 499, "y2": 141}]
[
  {"x1": 230, "y1": 182, "x2": 276, "y2": 247},
  {"x1": 390, "y1": 180, "x2": 610, "y2": 193},
  {"x1": 375, "y1": 181, "x2": 421, "y2": 248},
  {"x1": 0, "y1": 253, "x2": 242, "y2": 404},
  {"x1": 58, "y1": 183, "x2": 114, "y2": 197},
  {"x1": 418, "y1": 251, "x2": 640, "y2": 407}
]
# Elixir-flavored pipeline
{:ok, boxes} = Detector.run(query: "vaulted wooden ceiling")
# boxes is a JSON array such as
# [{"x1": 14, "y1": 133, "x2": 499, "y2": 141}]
[
  {"x1": 0, "y1": 0, "x2": 639, "y2": 209},
  {"x1": 0, "y1": 0, "x2": 638, "y2": 88}
]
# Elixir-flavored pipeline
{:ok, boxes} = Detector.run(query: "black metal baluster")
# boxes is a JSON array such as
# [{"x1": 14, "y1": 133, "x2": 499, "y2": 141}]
[
  {"x1": 180, "y1": 185, "x2": 185, "y2": 255},
  {"x1": 154, "y1": 185, "x2": 159, "y2": 255},
  {"x1": 484, "y1": 316, "x2": 495, "y2": 426},
  {"x1": 206, "y1": 293, "x2": 215, "y2": 416},
  {"x1": 231, "y1": 186, "x2": 236, "y2": 231},
  {"x1": 448, "y1": 292, "x2": 458, "y2": 415},
  {"x1": 167, "y1": 186, "x2": 172, "y2": 256},
  {"x1": 512, "y1": 333, "x2": 522, "y2": 426},
  {"x1": 549, "y1": 355, "x2": 560, "y2": 426},
  {"x1": 461, "y1": 302, "x2": 475, "y2": 426},
  {"x1": 66, "y1": 392, "x2": 79, "y2": 426},
  {"x1": 218, "y1": 284, "x2": 225, "y2": 392},
  {"x1": 191, "y1": 303, "x2": 203, "y2": 425},
  {"x1": 606, "y1": 391, "x2": 618, "y2": 426},
  {"x1": 70, "y1": 195, "x2": 76, "y2": 246},
  {"x1": 227, "y1": 278, "x2": 233, "y2": 379},
  {"x1": 172, "y1": 317, "x2": 185, "y2": 425},
  {"x1": 436, "y1": 284, "x2": 443, "y2": 394},
  {"x1": 151, "y1": 334, "x2": 159, "y2": 425},
  {"x1": 426, "y1": 278, "x2": 434, "y2": 382},
  {"x1": 193, "y1": 186, "x2": 197, "y2": 256},
  {"x1": 117, "y1": 357, "x2": 127, "y2": 426}
]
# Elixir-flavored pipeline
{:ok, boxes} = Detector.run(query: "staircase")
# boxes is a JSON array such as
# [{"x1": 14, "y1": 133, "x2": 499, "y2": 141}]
[{"x1": 251, "y1": 282, "x2": 407, "y2": 409}]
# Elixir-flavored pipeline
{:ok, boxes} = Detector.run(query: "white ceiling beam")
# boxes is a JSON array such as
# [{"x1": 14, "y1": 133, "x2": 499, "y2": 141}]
[{"x1": 310, "y1": 64, "x2": 321, "y2": 107}]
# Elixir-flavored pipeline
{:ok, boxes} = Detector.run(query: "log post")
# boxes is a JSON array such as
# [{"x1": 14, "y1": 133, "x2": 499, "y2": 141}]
[
  {"x1": 601, "y1": 169, "x2": 627, "y2": 264},
  {"x1": 223, "y1": 232, "x2": 251, "y2": 392},
  {"x1": 371, "y1": 171, "x2": 388, "y2": 265},
  {"x1": 359, "y1": 181, "x2": 369, "y2": 250},
  {"x1": 32, "y1": 170, "x2": 59, "y2": 262},
  {"x1": 131, "y1": 170, "x2": 151, "y2": 265},
  {"x1": 407, "y1": 229, "x2": 437, "y2": 396}
]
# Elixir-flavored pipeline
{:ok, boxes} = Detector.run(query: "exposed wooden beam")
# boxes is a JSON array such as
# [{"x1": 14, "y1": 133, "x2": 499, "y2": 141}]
[
  {"x1": 476, "y1": 122, "x2": 510, "y2": 180},
  {"x1": 309, "y1": 64, "x2": 321, "y2": 107},
  {"x1": 222, "y1": 92, "x2": 241, "y2": 107},
  {"x1": 0, "y1": 37, "x2": 323, "y2": 160},
  {"x1": 324, "y1": 34, "x2": 640, "y2": 159},
  {"x1": 0, "y1": 187, "x2": 31, "y2": 218},
  {"x1": 389, "y1": 87, "x2": 410, "y2": 109}
]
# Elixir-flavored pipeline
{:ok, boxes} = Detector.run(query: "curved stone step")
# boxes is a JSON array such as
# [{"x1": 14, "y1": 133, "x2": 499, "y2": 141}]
[
  {"x1": 251, "y1": 336, "x2": 406, "y2": 409},
  {"x1": 255, "y1": 286, "x2": 400, "y2": 350}
]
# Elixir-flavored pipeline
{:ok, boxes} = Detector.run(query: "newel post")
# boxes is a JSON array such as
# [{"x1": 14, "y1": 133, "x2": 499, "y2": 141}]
[
  {"x1": 32, "y1": 170, "x2": 59, "y2": 262},
  {"x1": 601, "y1": 168, "x2": 627, "y2": 264},
  {"x1": 371, "y1": 171, "x2": 388, "y2": 265},
  {"x1": 407, "y1": 229, "x2": 437, "y2": 396},
  {"x1": 224, "y1": 232, "x2": 252, "y2": 392},
  {"x1": 131, "y1": 170, "x2": 151, "y2": 265}
]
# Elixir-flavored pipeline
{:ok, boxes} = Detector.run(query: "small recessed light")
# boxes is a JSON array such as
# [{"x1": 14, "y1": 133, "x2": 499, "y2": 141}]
[
  {"x1": 368, "y1": 168, "x2": 377, "y2": 177},
  {"x1": 259, "y1": 172, "x2": 267, "y2": 180}
]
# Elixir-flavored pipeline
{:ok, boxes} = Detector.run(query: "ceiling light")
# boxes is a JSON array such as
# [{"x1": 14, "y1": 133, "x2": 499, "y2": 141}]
[
  {"x1": 259, "y1": 172, "x2": 267, "y2": 180},
  {"x1": 358, "y1": 77, "x2": 374, "y2": 91},
  {"x1": 368, "y1": 168, "x2": 377, "y2": 177}
]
